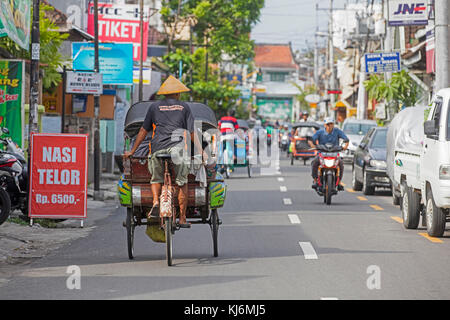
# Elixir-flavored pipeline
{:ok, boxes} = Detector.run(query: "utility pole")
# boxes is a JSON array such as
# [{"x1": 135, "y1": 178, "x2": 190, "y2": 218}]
[
  {"x1": 314, "y1": 4, "x2": 319, "y2": 89},
  {"x1": 435, "y1": 0, "x2": 450, "y2": 91},
  {"x1": 29, "y1": 0, "x2": 40, "y2": 147},
  {"x1": 139, "y1": 0, "x2": 144, "y2": 101},
  {"x1": 328, "y1": 0, "x2": 335, "y2": 118},
  {"x1": 93, "y1": 0, "x2": 102, "y2": 201}
]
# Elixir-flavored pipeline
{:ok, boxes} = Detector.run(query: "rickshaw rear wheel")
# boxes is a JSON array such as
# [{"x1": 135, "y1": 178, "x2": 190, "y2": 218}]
[
  {"x1": 210, "y1": 209, "x2": 219, "y2": 257},
  {"x1": 126, "y1": 208, "x2": 135, "y2": 260},
  {"x1": 164, "y1": 217, "x2": 173, "y2": 266},
  {"x1": 247, "y1": 164, "x2": 251, "y2": 178}
]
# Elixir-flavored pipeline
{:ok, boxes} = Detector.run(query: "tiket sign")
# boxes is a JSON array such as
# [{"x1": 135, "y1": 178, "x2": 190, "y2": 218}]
[
  {"x1": 29, "y1": 134, "x2": 88, "y2": 219},
  {"x1": 388, "y1": 0, "x2": 429, "y2": 26},
  {"x1": 87, "y1": 2, "x2": 150, "y2": 61}
]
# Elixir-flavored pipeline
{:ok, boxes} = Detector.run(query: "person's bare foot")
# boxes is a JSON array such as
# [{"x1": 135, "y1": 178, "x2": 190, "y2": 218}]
[{"x1": 148, "y1": 203, "x2": 160, "y2": 219}]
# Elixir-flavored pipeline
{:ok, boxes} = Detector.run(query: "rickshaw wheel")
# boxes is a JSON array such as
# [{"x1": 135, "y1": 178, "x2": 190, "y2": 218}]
[
  {"x1": 247, "y1": 164, "x2": 252, "y2": 178},
  {"x1": 126, "y1": 208, "x2": 135, "y2": 260},
  {"x1": 164, "y1": 217, "x2": 173, "y2": 266},
  {"x1": 290, "y1": 154, "x2": 294, "y2": 165},
  {"x1": 210, "y1": 209, "x2": 219, "y2": 257}
]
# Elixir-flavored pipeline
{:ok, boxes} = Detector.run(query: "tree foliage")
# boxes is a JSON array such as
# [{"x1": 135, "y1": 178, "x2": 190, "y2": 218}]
[
  {"x1": 364, "y1": 70, "x2": 420, "y2": 113},
  {"x1": 0, "y1": 4, "x2": 69, "y2": 92},
  {"x1": 160, "y1": 0, "x2": 264, "y2": 64}
]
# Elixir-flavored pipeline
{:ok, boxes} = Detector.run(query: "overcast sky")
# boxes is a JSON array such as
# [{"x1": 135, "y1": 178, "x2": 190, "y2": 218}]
[{"x1": 251, "y1": 0, "x2": 356, "y2": 53}]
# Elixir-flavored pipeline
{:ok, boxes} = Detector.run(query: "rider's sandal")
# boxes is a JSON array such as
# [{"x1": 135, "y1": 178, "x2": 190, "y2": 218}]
[
  {"x1": 148, "y1": 204, "x2": 160, "y2": 219},
  {"x1": 178, "y1": 221, "x2": 191, "y2": 228}
]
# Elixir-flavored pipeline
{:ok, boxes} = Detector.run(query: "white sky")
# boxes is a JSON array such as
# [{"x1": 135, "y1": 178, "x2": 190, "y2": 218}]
[{"x1": 251, "y1": 0, "x2": 362, "y2": 52}]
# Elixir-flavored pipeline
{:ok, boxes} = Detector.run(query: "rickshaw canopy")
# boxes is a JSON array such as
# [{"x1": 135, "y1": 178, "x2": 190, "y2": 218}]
[
  {"x1": 124, "y1": 101, "x2": 217, "y2": 138},
  {"x1": 291, "y1": 122, "x2": 321, "y2": 130},
  {"x1": 237, "y1": 119, "x2": 250, "y2": 131}
]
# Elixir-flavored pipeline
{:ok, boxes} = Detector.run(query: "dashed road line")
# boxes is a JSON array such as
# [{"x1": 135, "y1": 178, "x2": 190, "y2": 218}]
[
  {"x1": 283, "y1": 198, "x2": 292, "y2": 205},
  {"x1": 391, "y1": 216, "x2": 403, "y2": 224},
  {"x1": 277, "y1": 177, "x2": 285, "y2": 182},
  {"x1": 370, "y1": 205, "x2": 384, "y2": 211},
  {"x1": 280, "y1": 186, "x2": 287, "y2": 192},
  {"x1": 346, "y1": 188, "x2": 356, "y2": 193},
  {"x1": 299, "y1": 242, "x2": 318, "y2": 260},
  {"x1": 357, "y1": 196, "x2": 368, "y2": 201},
  {"x1": 320, "y1": 297, "x2": 339, "y2": 300},
  {"x1": 418, "y1": 233, "x2": 443, "y2": 243},
  {"x1": 288, "y1": 214, "x2": 301, "y2": 224}
]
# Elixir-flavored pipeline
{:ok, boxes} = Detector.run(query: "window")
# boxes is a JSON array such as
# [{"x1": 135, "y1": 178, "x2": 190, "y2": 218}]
[
  {"x1": 370, "y1": 130, "x2": 387, "y2": 149},
  {"x1": 269, "y1": 72, "x2": 288, "y2": 82},
  {"x1": 432, "y1": 97, "x2": 442, "y2": 139},
  {"x1": 343, "y1": 123, "x2": 376, "y2": 136}
]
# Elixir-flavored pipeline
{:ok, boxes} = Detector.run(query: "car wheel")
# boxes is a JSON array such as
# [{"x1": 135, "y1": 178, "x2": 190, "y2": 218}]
[
  {"x1": 352, "y1": 166, "x2": 363, "y2": 191},
  {"x1": 401, "y1": 182, "x2": 420, "y2": 229},
  {"x1": 362, "y1": 169, "x2": 375, "y2": 195},
  {"x1": 426, "y1": 186, "x2": 446, "y2": 237}
]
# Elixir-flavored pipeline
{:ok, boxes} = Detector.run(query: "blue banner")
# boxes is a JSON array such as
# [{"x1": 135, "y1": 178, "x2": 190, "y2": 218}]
[
  {"x1": 365, "y1": 52, "x2": 401, "y2": 74},
  {"x1": 72, "y1": 42, "x2": 133, "y2": 85}
]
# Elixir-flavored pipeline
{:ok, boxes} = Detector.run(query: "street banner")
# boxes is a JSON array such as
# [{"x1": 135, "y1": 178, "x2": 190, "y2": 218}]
[
  {"x1": 0, "y1": 0, "x2": 31, "y2": 51},
  {"x1": 72, "y1": 42, "x2": 133, "y2": 85},
  {"x1": 0, "y1": 60, "x2": 25, "y2": 148},
  {"x1": 257, "y1": 98, "x2": 292, "y2": 119},
  {"x1": 66, "y1": 71, "x2": 103, "y2": 95},
  {"x1": 388, "y1": 0, "x2": 429, "y2": 26},
  {"x1": 29, "y1": 133, "x2": 88, "y2": 219},
  {"x1": 426, "y1": 27, "x2": 435, "y2": 74},
  {"x1": 133, "y1": 67, "x2": 151, "y2": 85},
  {"x1": 87, "y1": 2, "x2": 150, "y2": 61},
  {"x1": 365, "y1": 52, "x2": 401, "y2": 74}
]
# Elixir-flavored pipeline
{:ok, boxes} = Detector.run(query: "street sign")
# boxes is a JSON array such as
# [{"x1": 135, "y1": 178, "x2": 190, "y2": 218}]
[
  {"x1": 66, "y1": 71, "x2": 103, "y2": 95},
  {"x1": 305, "y1": 94, "x2": 321, "y2": 104},
  {"x1": 388, "y1": 0, "x2": 429, "y2": 26},
  {"x1": 365, "y1": 52, "x2": 401, "y2": 74},
  {"x1": 29, "y1": 134, "x2": 88, "y2": 219},
  {"x1": 327, "y1": 89, "x2": 342, "y2": 95}
]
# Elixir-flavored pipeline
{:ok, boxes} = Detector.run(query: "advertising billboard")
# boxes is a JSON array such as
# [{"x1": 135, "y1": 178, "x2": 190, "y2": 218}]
[
  {"x1": 72, "y1": 42, "x2": 133, "y2": 85},
  {"x1": 388, "y1": 0, "x2": 429, "y2": 26},
  {"x1": 87, "y1": 2, "x2": 150, "y2": 61},
  {"x1": 0, "y1": 0, "x2": 31, "y2": 51},
  {"x1": 29, "y1": 134, "x2": 88, "y2": 219}
]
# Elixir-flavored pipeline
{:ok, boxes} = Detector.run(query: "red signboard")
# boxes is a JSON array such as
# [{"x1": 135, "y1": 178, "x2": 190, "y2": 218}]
[
  {"x1": 327, "y1": 89, "x2": 342, "y2": 94},
  {"x1": 87, "y1": 3, "x2": 150, "y2": 61},
  {"x1": 29, "y1": 134, "x2": 88, "y2": 219}
]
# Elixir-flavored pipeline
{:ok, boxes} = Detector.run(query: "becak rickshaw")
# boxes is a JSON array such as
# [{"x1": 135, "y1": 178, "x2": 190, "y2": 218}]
[
  {"x1": 233, "y1": 119, "x2": 252, "y2": 178},
  {"x1": 290, "y1": 122, "x2": 321, "y2": 165},
  {"x1": 117, "y1": 101, "x2": 227, "y2": 265}
]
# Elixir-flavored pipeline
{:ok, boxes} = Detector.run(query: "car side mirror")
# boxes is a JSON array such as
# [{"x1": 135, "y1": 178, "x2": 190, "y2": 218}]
[
  {"x1": 424, "y1": 120, "x2": 438, "y2": 138},
  {"x1": 359, "y1": 142, "x2": 366, "y2": 149}
]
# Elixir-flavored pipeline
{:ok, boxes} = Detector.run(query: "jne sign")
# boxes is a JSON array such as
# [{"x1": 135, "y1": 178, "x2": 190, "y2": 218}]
[
  {"x1": 29, "y1": 134, "x2": 88, "y2": 219},
  {"x1": 388, "y1": 0, "x2": 429, "y2": 26}
]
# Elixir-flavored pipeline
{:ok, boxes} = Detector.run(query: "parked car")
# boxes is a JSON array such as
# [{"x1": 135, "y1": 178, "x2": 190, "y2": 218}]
[
  {"x1": 342, "y1": 119, "x2": 378, "y2": 163},
  {"x1": 351, "y1": 127, "x2": 390, "y2": 195}
]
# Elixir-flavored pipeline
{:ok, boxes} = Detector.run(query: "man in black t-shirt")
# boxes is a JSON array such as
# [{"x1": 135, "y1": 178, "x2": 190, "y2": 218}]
[{"x1": 124, "y1": 76, "x2": 204, "y2": 227}]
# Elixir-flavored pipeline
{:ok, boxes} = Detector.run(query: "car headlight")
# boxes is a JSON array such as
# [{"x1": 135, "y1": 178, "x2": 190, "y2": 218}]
[
  {"x1": 369, "y1": 160, "x2": 387, "y2": 169},
  {"x1": 439, "y1": 165, "x2": 450, "y2": 180}
]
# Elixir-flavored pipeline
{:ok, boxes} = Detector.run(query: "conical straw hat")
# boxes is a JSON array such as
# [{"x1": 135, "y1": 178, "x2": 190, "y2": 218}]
[{"x1": 157, "y1": 75, "x2": 190, "y2": 95}]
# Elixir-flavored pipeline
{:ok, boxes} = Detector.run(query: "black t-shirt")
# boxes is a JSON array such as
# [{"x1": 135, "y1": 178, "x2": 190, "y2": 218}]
[{"x1": 142, "y1": 99, "x2": 195, "y2": 153}]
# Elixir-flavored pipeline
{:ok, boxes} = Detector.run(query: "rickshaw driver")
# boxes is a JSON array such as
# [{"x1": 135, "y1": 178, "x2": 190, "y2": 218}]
[
  {"x1": 124, "y1": 75, "x2": 206, "y2": 227},
  {"x1": 308, "y1": 117, "x2": 349, "y2": 191}
]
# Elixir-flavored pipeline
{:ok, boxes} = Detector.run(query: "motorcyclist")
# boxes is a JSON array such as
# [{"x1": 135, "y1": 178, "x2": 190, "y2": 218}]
[
  {"x1": 308, "y1": 117, "x2": 349, "y2": 191},
  {"x1": 218, "y1": 109, "x2": 239, "y2": 170},
  {"x1": 299, "y1": 112, "x2": 309, "y2": 122}
]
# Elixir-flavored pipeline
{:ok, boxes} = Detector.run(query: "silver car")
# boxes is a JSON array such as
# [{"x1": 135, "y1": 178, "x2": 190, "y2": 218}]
[{"x1": 341, "y1": 119, "x2": 377, "y2": 163}]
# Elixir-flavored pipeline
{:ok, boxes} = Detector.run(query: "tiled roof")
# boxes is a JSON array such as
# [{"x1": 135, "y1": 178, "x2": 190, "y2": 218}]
[{"x1": 255, "y1": 44, "x2": 298, "y2": 69}]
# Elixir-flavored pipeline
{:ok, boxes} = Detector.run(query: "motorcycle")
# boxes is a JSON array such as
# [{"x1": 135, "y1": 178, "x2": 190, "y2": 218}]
[
  {"x1": 0, "y1": 128, "x2": 28, "y2": 224},
  {"x1": 313, "y1": 143, "x2": 343, "y2": 205},
  {"x1": 280, "y1": 132, "x2": 289, "y2": 152}
]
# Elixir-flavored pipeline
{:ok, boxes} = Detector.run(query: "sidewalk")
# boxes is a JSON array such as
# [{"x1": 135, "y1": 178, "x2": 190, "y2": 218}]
[{"x1": 0, "y1": 173, "x2": 121, "y2": 284}]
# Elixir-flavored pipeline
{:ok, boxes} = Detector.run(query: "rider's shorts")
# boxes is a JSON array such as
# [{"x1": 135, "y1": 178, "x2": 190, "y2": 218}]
[{"x1": 148, "y1": 147, "x2": 190, "y2": 186}]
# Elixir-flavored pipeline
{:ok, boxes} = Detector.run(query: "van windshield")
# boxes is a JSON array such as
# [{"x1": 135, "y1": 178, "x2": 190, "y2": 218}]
[
  {"x1": 343, "y1": 123, "x2": 376, "y2": 136},
  {"x1": 370, "y1": 130, "x2": 387, "y2": 149}
]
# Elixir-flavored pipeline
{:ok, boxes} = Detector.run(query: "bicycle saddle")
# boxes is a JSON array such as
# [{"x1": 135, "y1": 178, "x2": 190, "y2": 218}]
[{"x1": 155, "y1": 153, "x2": 172, "y2": 159}]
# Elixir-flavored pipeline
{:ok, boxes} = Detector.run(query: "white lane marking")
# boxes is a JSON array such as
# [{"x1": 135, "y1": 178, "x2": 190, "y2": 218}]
[
  {"x1": 288, "y1": 214, "x2": 301, "y2": 224},
  {"x1": 320, "y1": 297, "x2": 339, "y2": 300},
  {"x1": 283, "y1": 198, "x2": 292, "y2": 205},
  {"x1": 277, "y1": 177, "x2": 284, "y2": 182},
  {"x1": 299, "y1": 242, "x2": 318, "y2": 260},
  {"x1": 280, "y1": 186, "x2": 287, "y2": 192}
]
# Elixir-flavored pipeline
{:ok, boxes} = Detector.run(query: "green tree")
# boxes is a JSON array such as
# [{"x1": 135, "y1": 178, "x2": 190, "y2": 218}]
[
  {"x1": 364, "y1": 70, "x2": 420, "y2": 114},
  {"x1": 293, "y1": 83, "x2": 317, "y2": 113},
  {"x1": 160, "y1": 0, "x2": 264, "y2": 64},
  {"x1": 0, "y1": 4, "x2": 69, "y2": 92}
]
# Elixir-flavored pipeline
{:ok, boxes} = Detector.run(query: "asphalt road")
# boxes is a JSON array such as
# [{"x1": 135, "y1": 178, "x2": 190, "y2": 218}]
[{"x1": 2, "y1": 155, "x2": 450, "y2": 300}]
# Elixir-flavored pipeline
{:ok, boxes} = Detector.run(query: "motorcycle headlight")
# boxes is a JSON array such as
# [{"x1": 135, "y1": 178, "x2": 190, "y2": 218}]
[
  {"x1": 369, "y1": 160, "x2": 387, "y2": 169},
  {"x1": 324, "y1": 159, "x2": 335, "y2": 168}
]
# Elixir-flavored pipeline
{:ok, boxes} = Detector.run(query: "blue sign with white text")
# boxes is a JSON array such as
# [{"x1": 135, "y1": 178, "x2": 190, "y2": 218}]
[
  {"x1": 364, "y1": 52, "x2": 401, "y2": 74},
  {"x1": 72, "y1": 42, "x2": 133, "y2": 85}
]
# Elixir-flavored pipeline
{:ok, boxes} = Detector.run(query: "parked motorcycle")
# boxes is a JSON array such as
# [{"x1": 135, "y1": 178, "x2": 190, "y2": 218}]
[
  {"x1": 0, "y1": 128, "x2": 28, "y2": 224},
  {"x1": 313, "y1": 143, "x2": 343, "y2": 205}
]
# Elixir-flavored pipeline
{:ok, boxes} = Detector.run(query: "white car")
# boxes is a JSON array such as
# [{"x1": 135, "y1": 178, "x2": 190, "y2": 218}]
[{"x1": 341, "y1": 119, "x2": 378, "y2": 163}]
